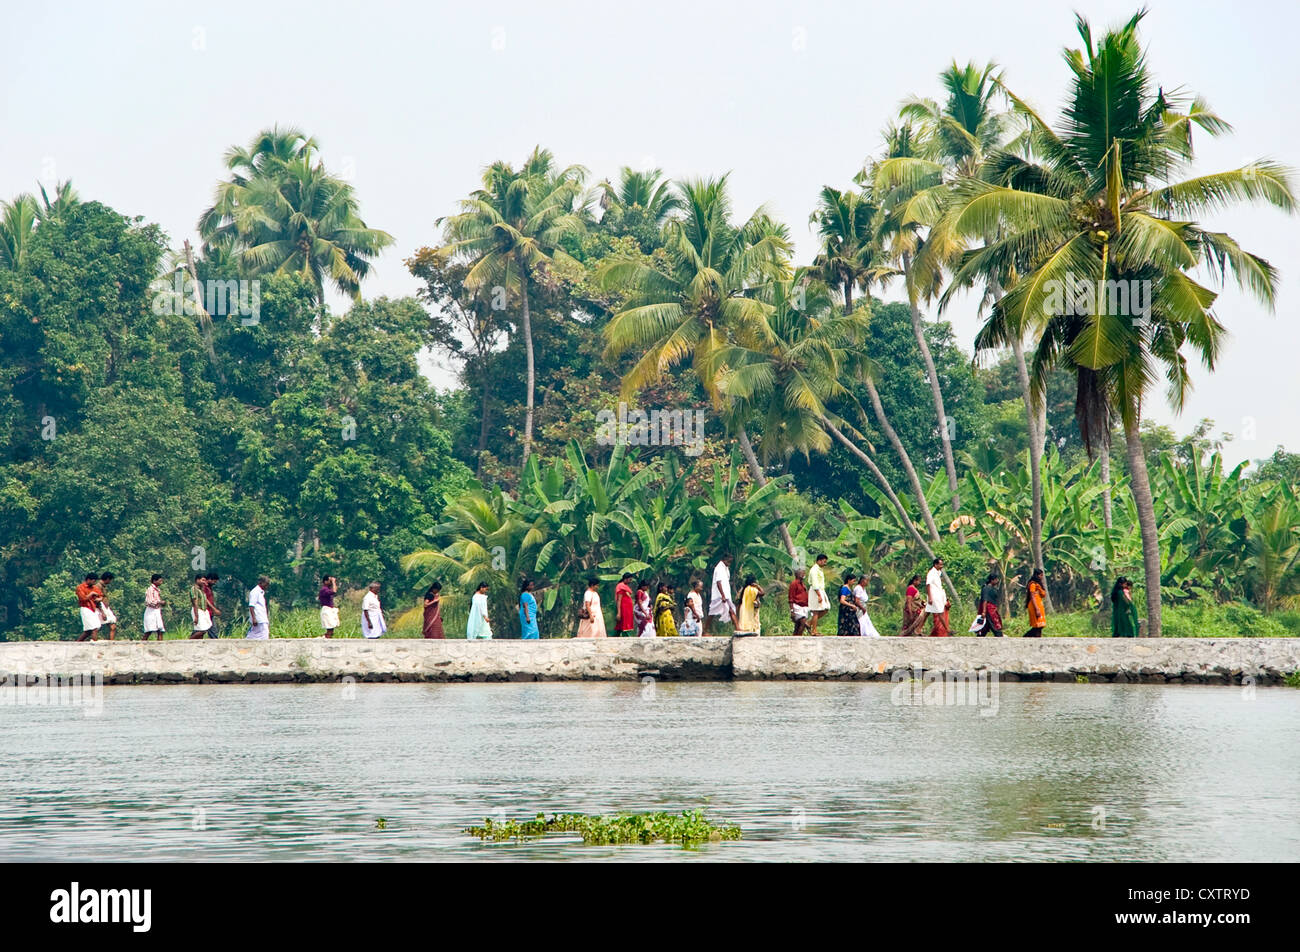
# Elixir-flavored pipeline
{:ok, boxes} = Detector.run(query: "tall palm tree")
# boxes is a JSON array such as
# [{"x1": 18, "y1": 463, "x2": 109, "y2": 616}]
[
  {"x1": 943, "y1": 10, "x2": 1295, "y2": 636},
  {"x1": 599, "y1": 167, "x2": 682, "y2": 228},
  {"x1": 440, "y1": 147, "x2": 590, "y2": 465},
  {"x1": 865, "y1": 122, "x2": 967, "y2": 541},
  {"x1": 198, "y1": 126, "x2": 391, "y2": 304},
  {"x1": 808, "y1": 185, "x2": 940, "y2": 541},
  {"x1": 599, "y1": 174, "x2": 796, "y2": 554}
]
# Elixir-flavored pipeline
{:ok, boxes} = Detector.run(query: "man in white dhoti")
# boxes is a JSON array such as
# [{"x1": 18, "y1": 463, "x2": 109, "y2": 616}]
[
  {"x1": 142, "y1": 574, "x2": 167, "y2": 640},
  {"x1": 76, "y1": 573, "x2": 103, "y2": 642},
  {"x1": 361, "y1": 581, "x2": 387, "y2": 639},
  {"x1": 189, "y1": 574, "x2": 213, "y2": 639},
  {"x1": 703, "y1": 554, "x2": 736, "y2": 635},
  {"x1": 246, "y1": 576, "x2": 270, "y2": 639},
  {"x1": 925, "y1": 557, "x2": 950, "y2": 637}
]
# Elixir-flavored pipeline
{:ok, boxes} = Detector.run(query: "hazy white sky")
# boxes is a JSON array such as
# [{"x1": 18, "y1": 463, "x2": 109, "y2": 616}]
[{"x1": 4, "y1": 0, "x2": 1297, "y2": 466}]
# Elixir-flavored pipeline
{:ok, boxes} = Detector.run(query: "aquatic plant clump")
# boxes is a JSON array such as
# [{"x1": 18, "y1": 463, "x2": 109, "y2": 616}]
[{"x1": 465, "y1": 810, "x2": 741, "y2": 848}]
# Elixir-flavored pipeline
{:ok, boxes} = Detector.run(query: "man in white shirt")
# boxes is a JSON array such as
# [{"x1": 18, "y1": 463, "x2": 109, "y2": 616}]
[
  {"x1": 703, "y1": 555, "x2": 737, "y2": 634},
  {"x1": 247, "y1": 576, "x2": 270, "y2": 639},
  {"x1": 925, "y1": 558, "x2": 950, "y2": 637},
  {"x1": 361, "y1": 581, "x2": 387, "y2": 639}
]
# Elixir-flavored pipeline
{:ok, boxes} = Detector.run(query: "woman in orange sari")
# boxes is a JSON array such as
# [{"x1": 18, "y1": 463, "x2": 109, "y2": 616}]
[
  {"x1": 1025, "y1": 568, "x2": 1047, "y2": 637},
  {"x1": 900, "y1": 574, "x2": 927, "y2": 637}
]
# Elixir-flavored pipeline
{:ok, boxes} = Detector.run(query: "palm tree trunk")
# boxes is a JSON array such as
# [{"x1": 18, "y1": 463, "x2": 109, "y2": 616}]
[
  {"x1": 844, "y1": 285, "x2": 940, "y2": 543},
  {"x1": 903, "y1": 252, "x2": 963, "y2": 542},
  {"x1": 1122, "y1": 412, "x2": 1162, "y2": 637},
  {"x1": 863, "y1": 377, "x2": 942, "y2": 542},
  {"x1": 476, "y1": 359, "x2": 492, "y2": 479},
  {"x1": 822, "y1": 417, "x2": 957, "y2": 602},
  {"x1": 1099, "y1": 434, "x2": 1114, "y2": 530},
  {"x1": 182, "y1": 241, "x2": 227, "y2": 385},
  {"x1": 520, "y1": 270, "x2": 535, "y2": 466},
  {"x1": 1011, "y1": 334, "x2": 1051, "y2": 611},
  {"x1": 737, "y1": 426, "x2": 796, "y2": 559}
]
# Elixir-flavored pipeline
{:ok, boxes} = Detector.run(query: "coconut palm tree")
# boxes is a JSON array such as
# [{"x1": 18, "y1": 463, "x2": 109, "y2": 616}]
[
  {"x1": 599, "y1": 174, "x2": 797, "y2": 554},
  {"x1": 808, "y1": 186, "x2": 940, "y2": 541},
  {"x1": 708, "y1": 278, "x2": 953, "y2": 592},
  {"x1": 599, "y1": 167, "x2": 682, "y2": 229},
  {"x1": 198, "y1": 127, "x2": 391, "y2": 304},
  {"x1": 865, "y1": 121, "x2": 968, "y2": 541},
  {"x1": 440, "y1": 147, "x2": 590, "y2": 465},
  {"x1": 942, "y1": 10, "x2": 1295, "y2": 636},
  {"x1": 0, "y1": 194, "x2": 38, "y2": 270}
]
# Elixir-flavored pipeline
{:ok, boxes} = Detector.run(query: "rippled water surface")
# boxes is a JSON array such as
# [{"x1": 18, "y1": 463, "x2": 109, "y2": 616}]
[{"x1": 2, "y1": 682, "x2": 1298, "y2": 861}]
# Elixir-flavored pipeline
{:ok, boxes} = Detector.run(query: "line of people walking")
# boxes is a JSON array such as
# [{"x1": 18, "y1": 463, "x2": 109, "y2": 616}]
[{"x1": 71, "y1": 559, "x2": 1141, "y2": 640}]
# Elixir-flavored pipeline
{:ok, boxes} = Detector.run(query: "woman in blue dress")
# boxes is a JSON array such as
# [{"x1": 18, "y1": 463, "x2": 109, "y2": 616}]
[{"x1": 519, "y1": 578, "x2": 540, "y2": 640}]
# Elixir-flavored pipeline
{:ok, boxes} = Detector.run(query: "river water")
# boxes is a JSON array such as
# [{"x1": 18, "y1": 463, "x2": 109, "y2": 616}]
[{"x1": 2, "y1": 682, "x2": 1297, "y2": 861}]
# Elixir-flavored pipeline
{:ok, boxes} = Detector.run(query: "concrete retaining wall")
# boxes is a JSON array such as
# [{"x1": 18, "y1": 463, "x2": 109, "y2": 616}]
[{"x1": 0, "y1": 637, "x2": 1297, "y2": 685}]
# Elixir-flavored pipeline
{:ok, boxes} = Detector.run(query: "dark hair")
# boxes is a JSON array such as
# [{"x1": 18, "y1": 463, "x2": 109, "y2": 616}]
[
  {"x1": 424, "y1": 584, "x2": 440, "y2": 599},
  {"x1": 150, "y1": 573, "x2": 163, "y2": 583},
  {"x1": 195, "y1": 573, "x2": 206, "y2": 581},
  {"x1": 519, "y1": 577, "x2": 533, "y2": 593},
  {"x1": 429, "y1": 580, "x2": 442, "y2": 592},
  {"x1": 476, "y1": 581, "x2": 489, "y2": 591},
  {"x1": 932, "y1": 558, "x2": 943, "y2": 567},
  {"x1": 816, "y1": 553, "x2": 828, "y2": 562},
  {"x1": 205, "y1": 572, "x2": 219, "y2": 581},
  {"x1": 621, "y1": 572, "x2": 633, "y2": 582},
  {"x1": 84, "y1": 573, "x2": 99, "y2": 581},
  {"x1": 587, "y1": 577, "x2": 599, "y2": 588},
  {"x1": 657, "y1": 582, "x2": 668, "y2": 594},
  {"x1": 843, "y1": 569, "x2": 856, "y2": 583},
  {"x1": 985, "y1": 573, "x2": 1000, "y2": 585},
  {"x1": 636, "y1": 579, "x2": 649, "y2": 590},
  {"x1": 1110, "y1": 577, "x2": 1128, "y2": 604},
  {"x1": 743, "y1": 574, "x2": 757, "y2": 588},
  {"x1": 99, "y1": 572, "x2": 114, "y2": 583},
  {"x1": 1029, "y1": 568, "x2": 1044, "y2": 585},
  {"x1": 907, "y1": 574, "x2": 922, "y2": 587}
]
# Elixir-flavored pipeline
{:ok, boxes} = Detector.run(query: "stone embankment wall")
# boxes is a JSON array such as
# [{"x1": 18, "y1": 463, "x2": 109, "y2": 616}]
[{"x1": 0, "y1": 637, "x2": 1297, "y2": 685}]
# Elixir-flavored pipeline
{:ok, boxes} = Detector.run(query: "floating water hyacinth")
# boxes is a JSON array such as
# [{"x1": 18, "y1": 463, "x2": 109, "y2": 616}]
[{"x1": 465, "y1": 810, "x2": 741, "y2": 848}]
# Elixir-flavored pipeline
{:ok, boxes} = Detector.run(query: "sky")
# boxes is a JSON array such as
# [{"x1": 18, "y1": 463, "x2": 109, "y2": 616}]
[{"x1": 4, "y1": 0, "x2": 1297, "y2": 468}]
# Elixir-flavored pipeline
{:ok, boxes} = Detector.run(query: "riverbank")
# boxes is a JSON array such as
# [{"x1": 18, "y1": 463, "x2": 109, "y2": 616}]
[{"x1": 2, "y1": 637, "x2": 1298, "y2": 685}]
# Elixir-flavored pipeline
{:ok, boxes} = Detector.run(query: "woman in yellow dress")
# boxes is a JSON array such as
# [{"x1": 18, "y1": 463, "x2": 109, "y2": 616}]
[
  {"x1": 653, "y1": 583, "x2": 679, "y2": 637},
  {"x1": 736, "y1": 575, "x2": 764, "y2": 637}
]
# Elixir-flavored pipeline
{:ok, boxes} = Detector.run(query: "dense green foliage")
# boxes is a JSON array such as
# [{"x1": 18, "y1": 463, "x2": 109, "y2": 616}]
[{"x1": 1, "y1": 9, "x2": 1296, "y2": 640}]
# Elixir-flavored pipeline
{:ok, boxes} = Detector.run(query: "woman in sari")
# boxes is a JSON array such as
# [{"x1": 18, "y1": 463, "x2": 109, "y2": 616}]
[
  {"x1": 466, "y1": 582, "x2": 492, "y2": 640},
  {"x1": 1111, "y1": 577, "x2": 1140, "y2": 638},
  {"x1": 576, "y1": 577, "x2": 606, "y2": 638},
  {"x1": 735, "y1": 575, "x2": 763, "y2": 636},
  {"x1": 837, "y1": 571, "x2": 860, "y2": 637},
  {"x1": 901, "y1": 574, "x2": 926, "y2": 637},
  {"x1": 635, "y1": 580, "x2": 656, "y2": 637},
  {"x1": 654, "y1": 583, "x2": 679, "y2": 637},
  {"x1": 518, "y1": 578, "x2": 539, "y2": 640},
  {"x1": 680, "y1": 579, "x2": 703, "y2": 637},
  {"x1": 1025, "y1": 569, "x2": 1047, "y2": 638},
  {"x1": 853, "y1": 573, "x2": 881, "y2": 638},
  {"x1": 422, "y1": 581, "x2": 444, "y2": 639}
]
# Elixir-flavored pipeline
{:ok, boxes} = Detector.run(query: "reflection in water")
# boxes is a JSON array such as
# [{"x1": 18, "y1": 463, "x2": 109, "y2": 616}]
[{"x1": 1, "y1": 682, "x2": 1296, "y2": 862}]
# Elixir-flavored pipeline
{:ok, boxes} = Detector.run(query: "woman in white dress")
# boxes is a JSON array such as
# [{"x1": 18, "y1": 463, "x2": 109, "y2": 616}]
[
  {"x1": 575, "y1": 578, "x2": 607, "y2": 638},
  {"x1": 680, "y1": 579, "x2": 704, "y2": 637},
  {"x1": 854, "y1": 575, "x2": 882, "y2": 638},
  {"x1": 466, "y1": 582, "x2": 493, "y2": 640}
]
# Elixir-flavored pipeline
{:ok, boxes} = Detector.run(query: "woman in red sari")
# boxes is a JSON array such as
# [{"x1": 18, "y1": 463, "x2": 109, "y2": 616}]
[
  {"x1": 901, "y1": 574, "x2": 927, "y2": 637},
  {"x1": 614, "y1": 573, "x2": 636, "y2": 636}
]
